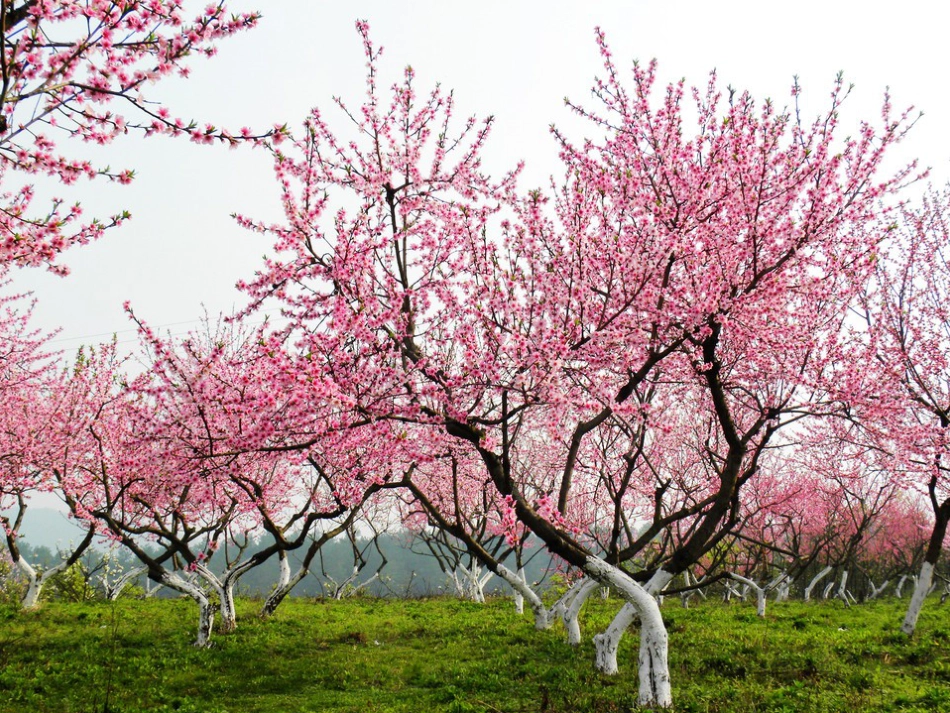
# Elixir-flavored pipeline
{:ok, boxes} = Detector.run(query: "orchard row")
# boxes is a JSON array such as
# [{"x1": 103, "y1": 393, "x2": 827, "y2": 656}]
[{"x1": 0, "y1": 6, "x2": 948, "y2": 709}]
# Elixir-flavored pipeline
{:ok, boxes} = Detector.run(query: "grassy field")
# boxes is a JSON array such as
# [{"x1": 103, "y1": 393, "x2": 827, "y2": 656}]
[{"x1": 1, "y1": 594, "x2": 949, "y2": 712}]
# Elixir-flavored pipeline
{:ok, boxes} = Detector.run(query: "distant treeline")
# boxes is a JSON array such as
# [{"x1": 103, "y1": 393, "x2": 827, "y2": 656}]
[{"x1": 7, "y1": 532, "x2": 559, "y2": 599}]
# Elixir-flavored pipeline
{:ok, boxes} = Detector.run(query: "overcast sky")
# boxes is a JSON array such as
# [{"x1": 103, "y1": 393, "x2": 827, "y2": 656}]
[{"x1": 14, "y1": 1, "x2": 949, "y2": 359}]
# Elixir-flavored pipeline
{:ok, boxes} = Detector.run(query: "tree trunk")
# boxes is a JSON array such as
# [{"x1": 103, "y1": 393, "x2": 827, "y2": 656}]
[
  {"x1": 836, "y1": 570, "x2": 851, "y2": 608},
  {"x1": 903, "y1": 488, "x2": 950, "y2": 635},
  {"x1": 586, "y1": 559, "x2": 671, "y2": 708},
  {"x1": 776, "y1": 576, "x2": 791, "y2": 602},
  {"x1": 218, "y1": 584, "x2": 237, "y2": 633},
  {"x1": 18, "y1": 558, "x2": 81, "y2": 609},
  {"x1": 107, "y1": 566, "x2": 148, "y2": 601},
  {"x1": 160, "y1": 572, "x2": 217, "y2": 648},
  {"x1": 866, "y1": 579, "x2": 890, "y2": 601},
  {"x1": 902, "y1": 562, "x2": 936, "y2": 635},
  {"x1": 680, "y1": 571, "x2": 693, "y2": 609},
  {"x1": 512, "y1": 567, "x2": 526, "y2": 615},
  {"x1": 805, "y1": 565, "x2": 833, "y2": 602},
  {"x1": 260, "y1": 552, "x2": 306, "y2": 619},
  {"x1": 591, "y1": 571, "x2": 672, "y2": 674},
  {"x1": 495, "y1": 564, "x2": 552, "y2": 630},
  {"x1": 727, "y1": 573, "x2": 766, "y2": 617},
  {"x1": 16, "y1": 558, "x2": 41, "y2": 609},
  {"x1": 896, "y1": 574, "x2": 909, "y2": 598},
  {"x1": 563, "y1": 578, "x2": 599, "y2": 646}
]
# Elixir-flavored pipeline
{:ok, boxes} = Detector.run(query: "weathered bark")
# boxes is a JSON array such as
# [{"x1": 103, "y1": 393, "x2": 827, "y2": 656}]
[{"x1": 586, "y1": 559, "x2": 671, "y2": 708}]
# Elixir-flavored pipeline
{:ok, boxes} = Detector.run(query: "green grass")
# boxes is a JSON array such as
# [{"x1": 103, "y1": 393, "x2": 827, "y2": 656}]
[{"x1": 1, "y1": 595, "x2": 949, "y2": 712}]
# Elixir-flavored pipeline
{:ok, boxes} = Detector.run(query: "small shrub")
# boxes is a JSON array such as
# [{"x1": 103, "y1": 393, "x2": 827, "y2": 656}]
[{"x1": 44, "y1": 563, "x2": 99, "y2": 603}]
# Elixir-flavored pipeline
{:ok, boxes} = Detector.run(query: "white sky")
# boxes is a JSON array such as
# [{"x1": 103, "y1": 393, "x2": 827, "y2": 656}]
[{"x1": 14, "y1": 0, "x2": 950, "y2": 357}]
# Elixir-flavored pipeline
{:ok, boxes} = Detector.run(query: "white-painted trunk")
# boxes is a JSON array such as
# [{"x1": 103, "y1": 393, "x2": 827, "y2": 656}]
[
  {"x1": 822, "y1": 580, "x2": 835, "y2": 599},
  {"x1": 18, "y1": 557, "x2": 75, "y2": 610},
  {"x1": 563, "y1": 579, "x2": 600, "y2": 646},
  {"x1": 261, "y1": 566, "x2": 307, "y2": 618},
  {"x1": 475, "y1": 565, "x2": 493, "y2": 602},
  {"x1": 512, "y1": 567, "x2": 526, "y2": 615},
  {"x1": 219, "y1": 585, "x2": 237, "y2": 632},
  {"x1": 902, "y1": 562, "x2": 935, "y2": 636},
  {"x1": 680, "y1": 571, "x2": 693, "y2": 610},
  {"x1": 592, "y1": 571, "x2": 673, "y2": 675},
  {"x1": 495, "y1": 564, "x2": 550, "y2": 630},
  {"x1": 728, "y1": 574, "x2": 766, "y2": 617},
  {"x1": 448, "y1": 562, "x2": 492, "y2": 602},
  {"x1": 586, "y1": 560, "x2": 672, "y2": 708},
  {"x1": 328, "y1": 564, "x2": 380, "y2": 600},
  {"x1": 543, "y1": 577, "x2": 588, "y2": 628},
  {"x1": 804, "y1": 566, "x2": 832, "y2": 602},
  {"x1": 192, "y1": 563, "x2": 239, "y2": 633},
  {"x1": 16, "y1": 558, "x2": 41, "y2": 609},
  {"x1": 896, "y1": 574, "x2": 909, "y2": 598},
  {"x1": 107, "y1": 566, "x2": 148, "y2": 601},
  {"x1": 692, "y1": 572, "x2": 708, "y2": 601},
  {"x1": 865, "y1": 579, "x2": 889, "y2": 601},
  {"x1": 836, "y1": 570, "x2": 851, "y2": 608},
  {"x1": 679, "y1": 570, "x2": 708, "y2": 608},
  {"x1": 161, "y1": 572, "x2": 216, "y2": 647},
  {"x1": 766, "y1": 572, "x2": 790, "y2": 604}
]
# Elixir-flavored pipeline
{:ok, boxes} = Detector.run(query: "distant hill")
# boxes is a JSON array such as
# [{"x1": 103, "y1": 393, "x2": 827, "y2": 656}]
[
  {"x1": 6, "y1": 506, "x2": 91, "y2": 552},
  {"x1": 4, "y1": 506, "x2": 560, "y2": 599}
]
